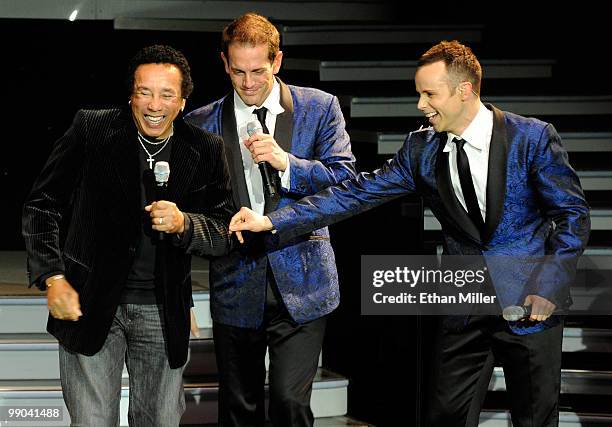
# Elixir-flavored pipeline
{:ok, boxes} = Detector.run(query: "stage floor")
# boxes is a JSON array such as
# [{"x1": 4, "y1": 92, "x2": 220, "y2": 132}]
[{"x1": 0, "y1": 251, "x2": 42, "y2": 296}]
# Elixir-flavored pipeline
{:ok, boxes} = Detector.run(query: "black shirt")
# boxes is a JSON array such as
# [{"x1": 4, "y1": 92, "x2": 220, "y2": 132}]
[{"x1": 121, "y1": 137, "x2": 172, "y2": 304}]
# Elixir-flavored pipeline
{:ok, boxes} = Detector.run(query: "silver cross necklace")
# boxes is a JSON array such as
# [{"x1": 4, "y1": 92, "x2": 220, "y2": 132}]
[{"x1": 137, "y1": 132, "x2": 172, "y2": 169}]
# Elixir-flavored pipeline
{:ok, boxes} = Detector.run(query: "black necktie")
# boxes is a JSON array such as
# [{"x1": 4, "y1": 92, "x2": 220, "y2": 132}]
[
  {"x1": 453, "y1": 137, "x2": 484, "y2": 234},
  {"x1": 252, "y1": 106, "x2": 278, "y2": 212},
  {"x1": 253, "y1": 107, "x2": 269, "y2": 134}
]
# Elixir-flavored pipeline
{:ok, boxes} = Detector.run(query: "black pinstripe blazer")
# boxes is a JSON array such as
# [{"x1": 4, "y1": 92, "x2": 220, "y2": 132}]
[{"x1": 22, "y1": 108, "x2": 233, "y2": 368}]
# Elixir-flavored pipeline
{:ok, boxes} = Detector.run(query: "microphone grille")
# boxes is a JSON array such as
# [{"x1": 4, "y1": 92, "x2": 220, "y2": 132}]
[
  {"x1": 502, "y1": 305, "x2": 526, "y2": 321},
  {"x1": 154, "y1": 161, "x2": 170, "y2": 183},
  {"x1": 246, "y1": 120, "x2": 263, "y2": 137}
]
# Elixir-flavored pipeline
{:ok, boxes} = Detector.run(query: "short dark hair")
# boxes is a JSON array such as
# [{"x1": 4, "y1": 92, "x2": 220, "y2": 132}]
[
  {"x1": 222, "y1": 13, "x2": 280, "y2": 62},
  {"x1": 417, "y1": 40, "x2": 482, "y2": 94},
  {"x1": 126, "y1": 45, "x2": 194, "y2": 99}
]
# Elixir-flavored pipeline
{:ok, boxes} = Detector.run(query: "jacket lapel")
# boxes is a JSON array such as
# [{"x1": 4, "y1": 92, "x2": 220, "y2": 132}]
[
  {"x1": 275, "y1": 78, "x2": 294, "y2": 154},
  {"x1": 109, "y1": 110, "x2": 141, "y2": 219},
  {"x1": 167, "y1": 119, "x2": 199, "y2": 202},
  {"x1": 434, "y1": 133, "x2": 482, "y2": 244},
  {"x1": 221, "y1": 95, "x2": 251, "y2": 209},
  {"x1": 266, "y1": 78, "x2": 294, "y2": 211},
  {"x1": 483, "y1": 104, "x2": 508, "y2": 242}
]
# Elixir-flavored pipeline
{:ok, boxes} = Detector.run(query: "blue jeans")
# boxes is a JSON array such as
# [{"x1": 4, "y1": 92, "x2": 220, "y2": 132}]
[{"x1": 59, "y1": 304, "x2": 186, "y2": 427}]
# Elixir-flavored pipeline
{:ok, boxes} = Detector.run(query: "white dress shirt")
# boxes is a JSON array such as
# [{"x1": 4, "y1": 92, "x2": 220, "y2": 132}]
[
  {"x1": 443, "y1": 102, "x2": 493, "y2": 220},
  {"x1": 233, "y1": 80, "x2": 291, "y2": 215}
]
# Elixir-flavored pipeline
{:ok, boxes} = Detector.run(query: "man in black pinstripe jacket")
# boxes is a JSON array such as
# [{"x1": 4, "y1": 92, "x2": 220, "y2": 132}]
[{"x1": 22, "y1": 45, "x2": 233, "y2": 426}]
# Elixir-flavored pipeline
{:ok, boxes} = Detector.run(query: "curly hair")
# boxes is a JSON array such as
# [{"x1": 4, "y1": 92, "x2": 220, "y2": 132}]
[
  {"x1": 222, "y1": 13, "x2": 280, "y2": 62},
  {"x1": 417, "y1": 40, "x2": 482, "y2": 94},
  {"x1": 126, "y1": 44, "x2": 194, "y2": 99}
]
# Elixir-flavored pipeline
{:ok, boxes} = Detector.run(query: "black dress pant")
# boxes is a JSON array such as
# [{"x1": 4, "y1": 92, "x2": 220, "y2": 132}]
[
  {"x1": 428, "y1": 315, "x2": 563, "y2": 427},
  {"x1": 213, "y1": 272, "x2": 326, "y2": 427}
]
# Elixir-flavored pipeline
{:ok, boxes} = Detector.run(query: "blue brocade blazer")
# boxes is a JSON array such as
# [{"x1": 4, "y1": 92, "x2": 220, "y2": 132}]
[
  {"x1": 186, "y1": 79, "x2": 356, "y2": 328},
  {"x1": 267, "y1": 105, "x2": 591, "y2": 334}
]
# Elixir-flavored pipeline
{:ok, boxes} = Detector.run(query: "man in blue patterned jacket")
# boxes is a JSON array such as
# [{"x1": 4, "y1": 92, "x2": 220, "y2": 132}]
[
  {"x1": 229, "y1": 40, "x2": 590, "y2": 427},
  {"x1": 186, "y1": 13, "x2": 355, "y2": 427}
]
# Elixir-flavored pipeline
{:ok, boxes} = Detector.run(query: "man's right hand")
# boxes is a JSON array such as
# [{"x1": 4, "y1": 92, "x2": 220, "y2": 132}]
[
  {"x1": 229, "y1": 207, "x2": 274, "y2": 244},
  {"x1": 46, "y1": 278, "x2": 82, "y2": 321}
]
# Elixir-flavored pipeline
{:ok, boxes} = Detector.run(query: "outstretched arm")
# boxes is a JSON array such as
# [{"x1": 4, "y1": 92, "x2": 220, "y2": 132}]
[{"x1": 230, "y1": 134, "x2": 420, "y2": 244}]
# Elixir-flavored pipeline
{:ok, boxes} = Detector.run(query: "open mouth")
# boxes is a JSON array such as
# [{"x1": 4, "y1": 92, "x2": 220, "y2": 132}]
[
  {"x1": 425, "y1": 111, "x2": 438, "y2": 121},
  {"x1": 145, "y1": 115, "x2": 165, "y2": 125}
]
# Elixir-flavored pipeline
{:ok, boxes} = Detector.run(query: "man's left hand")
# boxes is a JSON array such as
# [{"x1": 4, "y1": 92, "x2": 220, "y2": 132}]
[
  {"x1": 244, "y1": 134, "x2": 288, "y2": 171},
  {"x1": 522, "y1": 294, "x2": 556, "y2": 322},
  {"x1": 145, "y1": 200, "x2": 185, "y2": 234}
]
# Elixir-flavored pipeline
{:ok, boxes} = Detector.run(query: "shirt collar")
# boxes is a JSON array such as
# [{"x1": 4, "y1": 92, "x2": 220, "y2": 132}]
[
  {"x1": 444, "y1": 102, "x2": 493, "y2": 152},
  {"x1": 233, "y1": 79, "x2": 285, "y2": 125}
]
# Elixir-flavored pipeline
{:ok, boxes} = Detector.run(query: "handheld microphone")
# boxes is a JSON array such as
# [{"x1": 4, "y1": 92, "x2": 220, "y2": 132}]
[
  {"x1": 153, "y1": 161, "x2": 170, "y2": 241},
  {"x1": 502, "y1": 304, "x2": 560, "y2": 321},
  {"x1": 502, "y1": 305, "x2": 531, "y2": 321},
  {"x1": 246, "y1": 120, "x2": 276, "y2": 197},
  {"x1": 503, "y1": 303, "x2": 563, "y2": 321}
]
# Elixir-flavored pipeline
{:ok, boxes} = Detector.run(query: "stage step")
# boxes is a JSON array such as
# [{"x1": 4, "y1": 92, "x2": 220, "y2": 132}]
[
  {"x1": 0, "y1": 291, "x2": 211, "y2": 335},
  {"x1": 0, "y1": 326, "x2": 321, "y2": 381},
  {"x1": 3, "y1": 322, "x2": 604, "y2": 379},
  {"x1": 281, "y1": 24, "x2": 482, "y2": 46},
  {"x1": 591, "y1": 210, "x2": 612, "y2": 230},
  {"x1": 0, "y1": 298, "x2": 49, "y2": 334},
  {"x1": 489, "y1": 367, "x2": 612, "y2": 395},
  {"x1": 313, "y1": 416, "x2": 373, "y2": 427},
  {"x1": 563, "y1": 133, "x2": 612, "y2": 152},
  {"x1": 479, "y1": 410, "x2": 612, "y2": 426},
  {"x1": 0, "y1": 329, "x2": 215, "y2": 381},
  {"x1": 563, "y1": 328, "x2": 612, "y2": 353},
  {"x1": 350, "y1": 95, "x2": 612, "y2": 118},
  {"x1": 581, "y1": 247, "x2": 612, "y2": 257},
  {"x1": 0, "y1": 332, "x2": 60, "y2": 380},
  {"x1": 13, "y1": 0, "x2": 396, "y2": 22},
  {"x1": 368, "y1": 132, "x2": 612, "y2": 155},
  {"x1": 108, "y1": 2, "x2": 399, "y2": 25},
  {"x1": 197, "y1": 417, "x2": 374, "y2": 427},
  {"x1": 0, "y1": 369, "x2": 347, "y2": 426},
  {"x1": 308, "y1": 59, "x2": 554, "y2": 81}
]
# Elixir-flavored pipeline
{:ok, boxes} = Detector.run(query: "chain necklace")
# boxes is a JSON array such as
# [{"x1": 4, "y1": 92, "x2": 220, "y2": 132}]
[
  {"x1": 138, "y1": 131, "x2": 169, "y2": 145},
  {"x1": 137, "y1": 132, "x2": 172, "y2": 169}
]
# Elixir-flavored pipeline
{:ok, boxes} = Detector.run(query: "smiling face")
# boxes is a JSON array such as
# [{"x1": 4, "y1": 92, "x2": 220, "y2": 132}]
[
  {"x1": 221, "y1": 42, "x2": 282, "y2": 107},
  {"x1": 415, "y1": 61, "x2": 473, "y2": 135},
  {"x1": 130, "y1": 63, "x2": 186, "y2": 139}
]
